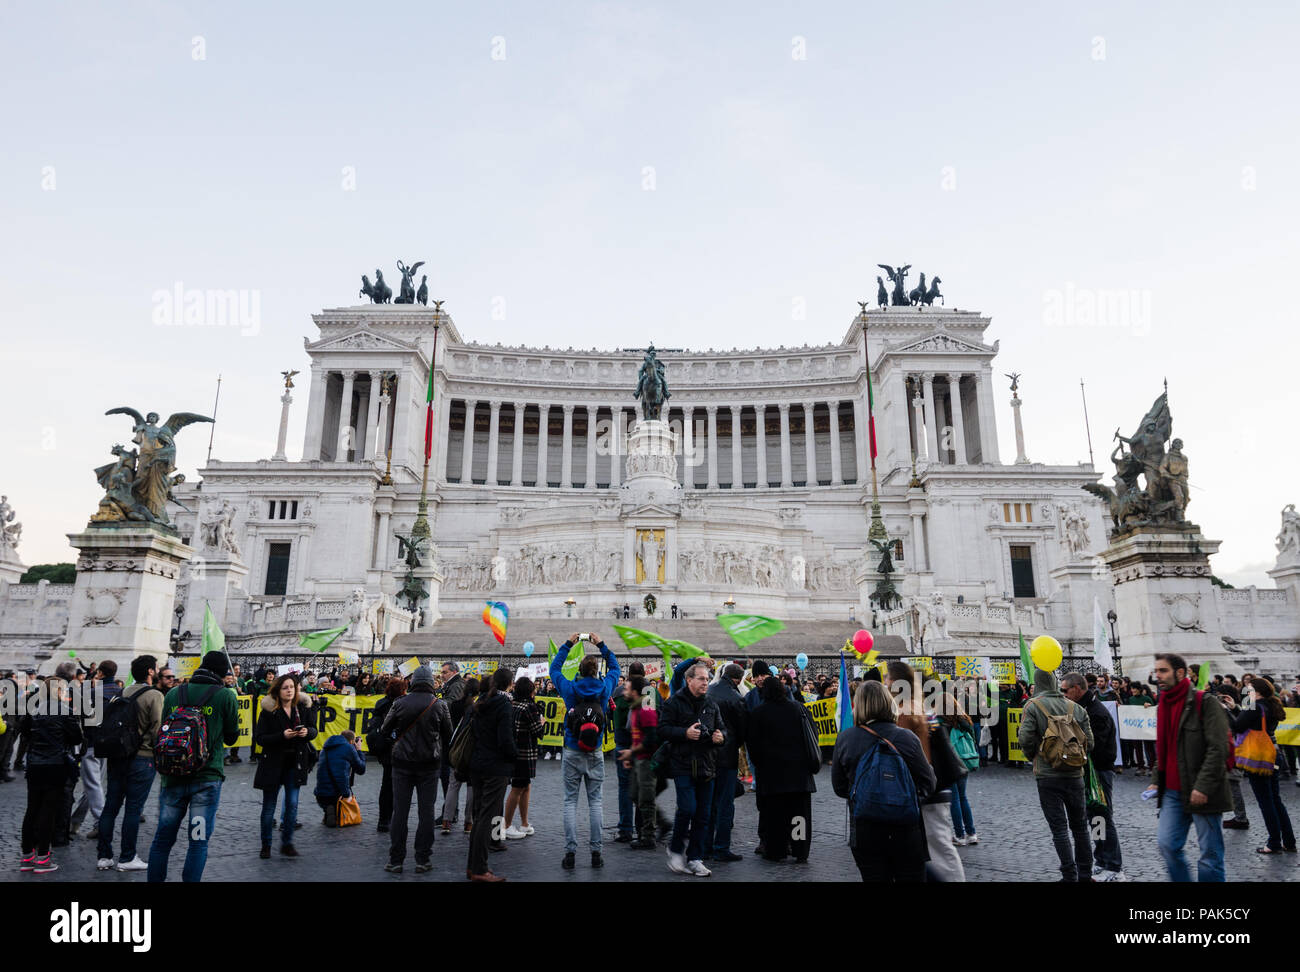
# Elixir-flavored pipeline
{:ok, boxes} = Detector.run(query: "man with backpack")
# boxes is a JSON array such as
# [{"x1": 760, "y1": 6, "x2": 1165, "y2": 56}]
[
  {"x1": 146, "y1": 650, "x2": 240, "y2": 883},
  {"x1": 94, "y1": 655, "x2": 163, "y2": 872},
  {"x1": 1017, "y1": 666, "x2": 1095, "y2": 882},
  {"x1": 379, "y1": 665, "x2": 452, "y2": 873},
  {"x1": 1144, "y1": 652, "x2": 1231, "y2": 882},
  {"x1": 550, "y1": 632, "x2": 621, "y2": 870},
  {"x1": 1062, "y1": 671, "x2": 1125, "y2": 882}
]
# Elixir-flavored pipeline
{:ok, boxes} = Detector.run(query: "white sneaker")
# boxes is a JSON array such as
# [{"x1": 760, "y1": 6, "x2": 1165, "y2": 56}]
[
  {"x1": 116, "y1": 856, "x2": 148, "y2": 871},
  {"x1": 544, "y1": 753, "x2": 553, "y2": 760},
  {"x1": 96, "y1": 858, "x2": 114, "y2": 871},
  {"x1": 966, "y1": 833, "x2": 979, "y2": 845},
  {"x1": 1091, "y1": 863, "x2": 1103, "y2": 875},
  {"x1": 687, "y1": 859, "x2": 713, "y2": 877},
  {"x1": 503, "y1": 825, "x2": 528, "y2": 840},
  {"x1": 667, "y1": 850, "x2": 690, "y2": 874},
  {"x1": 522, "y1": 825, "x2": 535, "y2": 835},
  {"x1": 1096, "y1": 869, "x2": 1128, "y2": 882},
  {"x1": 953, "y1": 835, "x2": 967, "y2": 846}
]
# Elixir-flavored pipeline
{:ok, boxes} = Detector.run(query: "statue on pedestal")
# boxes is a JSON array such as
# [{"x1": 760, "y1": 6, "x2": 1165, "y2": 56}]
[
  {"x1": 1082, "y1": 391, "x2": 1192, "y2": 534},
  {"x1": 868, "y1": 537, "x2": 902, "y2": 611},
  {"x1": 360, "y1": 269, "x2": 392, "y2": 304},
  {"x1": 1277, "y1": 505, "x2": 1300, "y2": 565},
  {"x1": 90, "y1": 407, "x2": 213, "y2": 529},
  {"x1": 0, "y1": 495, "x2": 20, "y2": 558},
  {"x1": 877, "y1": 263, "x2": 911, "y2": 306},
  {"x1": 632, "y1": 344, "x2": 670, "y2": 420},
  {"x1": 394, "y1": 260, "x2": 425, "y2": 304}
]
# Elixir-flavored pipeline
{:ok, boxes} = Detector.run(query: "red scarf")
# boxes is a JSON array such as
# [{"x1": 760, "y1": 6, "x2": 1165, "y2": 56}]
[{"x1": 1156, "y1": 677, "x2": 1191, "y2": 792}]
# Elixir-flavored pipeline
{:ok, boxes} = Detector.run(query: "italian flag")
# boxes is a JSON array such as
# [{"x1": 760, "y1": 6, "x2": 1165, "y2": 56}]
[
  {"x1": 864, "y1": 323, "x2": 878, "y2": 462},
  {"x1": 424, "y1": 327, "x2": 438, "y2": 460}
]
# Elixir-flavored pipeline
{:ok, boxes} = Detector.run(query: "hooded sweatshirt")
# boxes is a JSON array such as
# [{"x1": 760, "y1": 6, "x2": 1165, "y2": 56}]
[
  {"x1": 1016, "y1": 668, "x2": 1094, "y2": 779},
  {"x1": 159, "y1": 669, "x2": 240, "y2": 787},
  {"x1": 550, "y1": 640, "x2": 621, "y2": 751}
]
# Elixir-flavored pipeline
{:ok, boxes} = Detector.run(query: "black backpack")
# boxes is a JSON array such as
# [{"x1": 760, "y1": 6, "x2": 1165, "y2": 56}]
[
  {"x1": 565, "y1": 691, "x2": 607, "y2": 752},
  {"x1": 94, "y1": 687, "x2": 160, "y2": 759}
]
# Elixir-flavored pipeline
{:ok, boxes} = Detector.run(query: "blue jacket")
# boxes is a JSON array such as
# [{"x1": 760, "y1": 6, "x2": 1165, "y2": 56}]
[
  {"x1": 550, "y1": 640, "x2": 621, "y2": 751},
  {"x1": 313, "y1": 734, "x2": 367, "y2": 800}
]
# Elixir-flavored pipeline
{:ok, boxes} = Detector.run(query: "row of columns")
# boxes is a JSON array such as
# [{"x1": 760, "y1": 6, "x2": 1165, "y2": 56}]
[
  {"x1": 904, "y1": 371, "x2": 998, "y2": 466},
  {"x1": 450, "y1": 399, "x2": 860, "y2": 489},
  {"x1": 303, "y1": 369, "x2": 394, "y2": 463}
]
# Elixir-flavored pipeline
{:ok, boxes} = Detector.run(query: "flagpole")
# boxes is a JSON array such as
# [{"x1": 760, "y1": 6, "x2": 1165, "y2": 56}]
[
  {"x1": 205, "y1": 374, "x2": 222, "y2": 466},
  {"x1": 412, "y1": 323, "x2": 439, "y2": 542},
  {"x1": 1080, "y1": 378, "x2": 1095, "y2": 468},
  {"x1": 862, "y1": 312, "x2": 887, "y2": 543}
]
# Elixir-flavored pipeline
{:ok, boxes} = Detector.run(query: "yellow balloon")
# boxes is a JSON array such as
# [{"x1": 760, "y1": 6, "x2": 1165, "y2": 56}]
[{"x1": 1030, "y1": 635, "x2": 1063, "y2": 672}]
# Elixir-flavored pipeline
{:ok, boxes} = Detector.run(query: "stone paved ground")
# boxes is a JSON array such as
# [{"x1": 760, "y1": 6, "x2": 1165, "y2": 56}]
[{"x1": 3, "y1": 757, "x2": 1300, "y2": 882}]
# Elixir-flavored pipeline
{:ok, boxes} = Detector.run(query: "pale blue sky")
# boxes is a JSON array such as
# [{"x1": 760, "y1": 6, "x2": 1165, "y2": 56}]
[{"x1": 2, "y1": 1, "x2": 1297, "y2": 585}]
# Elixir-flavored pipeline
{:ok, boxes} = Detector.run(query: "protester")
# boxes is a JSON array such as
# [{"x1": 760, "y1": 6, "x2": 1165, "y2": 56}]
[
  {"x1": 95, "y1": 655, "x2": 163, "y2": 872},
  {"x1": 503, "y1": 675, "x2": 543, "y2": 840},
  {"x1": 746, "y1": 673, "x2": 816, "y2": 864},
  {"x1": 1061, "y1": 671, "x2": 1124, "y2": 881},
  {"x1": 616, "y1": 675, "x2": 663, "y2": 849},
  {"x1": 1214, "y1": 684, "x2": 1252, "y2": 830},
  {"x1": 1231, "y1": 677, "x2": 1295, "y2": 854},
  {"x1": 705, "y1": 662, "x2": 748, "y2": 862},
  {"x1": 938, "y1": 687, "x2": 979, "y2": 847},
  {"x1": 438, "y1": 663, "x2": 472, "y2": 833},
  {"x1": 70, "y1": 660, "x2": 122, "y2": 840},
  {"x1": 1017, "y1": 665, "x2": 1095, "y2": 882},
  {"x1": 381, "y1": 665, "x2": 452, "y2": 873},
  {"x1": 659, "y1": 660, "x2": 726, "y2": 876},
  {"x1": 18, "y1": 676, "x2": 82, "y2": 874},
  {"x1": 550, "y1": 632, "x2": 621, "y2": 870},
  {"x1": 832, "y1": 680, "x2": 935, "y2": 882},
  {"x1": 467, "y1": 668, "x2": 518, "y2": 882},
  {"x1": 611, "y1": 664, "x2": 643, "y2": 844},
  {"x1": 253, "y1": 674, "x2": 317, "y2": 859},
  {"x1": 370, "y1": 678, "x2": 406, "y2": 833},
  {"x1": 147, "y1": 650, "x2": 240, "y2": 883},
  {"x1": 1145, "y1": 653, "x2": 1230, "y2": 883},
  {"x1": 314, "y1": 729, "x2": 366, "y2": 826}
]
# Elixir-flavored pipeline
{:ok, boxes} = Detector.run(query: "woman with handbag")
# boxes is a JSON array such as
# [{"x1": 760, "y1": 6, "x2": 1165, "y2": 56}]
[
  {"x1": 313, "y1": 730, "x2": 366, "y2": 826},
  {"x1": 1232, "y1": 677, "x2": 1296, "y2": 854},
  {"x1": 253, "y1": 674, "x2": 317, "y2": 859},
  {"x1": 746, "y1": 675, "x2": 818, "y2": 864}
]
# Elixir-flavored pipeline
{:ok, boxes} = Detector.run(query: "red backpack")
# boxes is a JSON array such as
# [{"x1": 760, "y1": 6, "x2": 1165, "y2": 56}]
[{"x1": 155, "y1": 684, "x2": 219, "y2": 777}]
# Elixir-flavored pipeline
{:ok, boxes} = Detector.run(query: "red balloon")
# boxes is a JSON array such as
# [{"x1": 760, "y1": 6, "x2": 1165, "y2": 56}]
[{"x1": 852, "y1": 629, "x2": 874, "y2": 655}]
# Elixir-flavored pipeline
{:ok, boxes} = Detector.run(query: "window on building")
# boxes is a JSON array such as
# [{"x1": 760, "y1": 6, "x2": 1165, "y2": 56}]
[
  {"x1": 1009, "y1": 544, "x2": 1036, "y2": 598},
  {"x1": 892, "y1": 539, "x2": 904, "y2": 561},
  {"x1": 265, "y1": 542, "x2": 291, "y2": 596},
  {"x1": 1003, "y1": 502, "x2": 1011, "y2": 522}
]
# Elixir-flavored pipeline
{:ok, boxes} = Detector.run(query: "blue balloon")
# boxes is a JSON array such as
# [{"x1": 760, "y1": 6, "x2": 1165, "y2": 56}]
[
  {"x1": 522, "y1": 641, "x2": 535, "y2": 657},
  {"x1": 795, "y1": 652, "x2": 808, "y2": 670}
]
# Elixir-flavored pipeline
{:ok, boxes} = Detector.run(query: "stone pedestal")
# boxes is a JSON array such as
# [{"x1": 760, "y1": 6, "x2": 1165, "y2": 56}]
[
  {"x1": 182, "y1": 553, "x2": 249, "y2": 636},
  {"x1": 0, "y1": 556, "x2": 23, "y2": 585},
  {"x1": 1268, "y1": 563, "x2": 1300, "y2": 608},
  {"x1": 1099, "y1": 527, "x2": 1228, "y2": 676},
  {"x1": 415, "y1": 565, "x2": 444, "y2": 629},
  {"x1": 620, "y1": 419, "x2": 681, "y2": 511},
  {"x1": 65, "y1": 526, "x2": 194, "y2": 669}
]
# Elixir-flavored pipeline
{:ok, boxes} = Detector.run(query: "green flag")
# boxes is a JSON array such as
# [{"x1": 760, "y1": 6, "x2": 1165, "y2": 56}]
[
  {"x1": 715, "y1": 614, "x2": 785, "y2": 650},
  {"x1": 548, "y1": 637, "x2": 584, "y2": 681},
  {"x1": 611, "y1": 625, "x2": 708, "y2": 673},
  {"x1": 1018, "y1": 629, "x2": 1035, "y2": 685},
  {"x1": 299, "y1": 625, "x2": 350, "y2": 653},
  {"x1": 1195, "y1": 660, "x2": 1211, "y2": 690},
  {"x1": 201, "y1": 602, "x2": 225, "y2": 656}
]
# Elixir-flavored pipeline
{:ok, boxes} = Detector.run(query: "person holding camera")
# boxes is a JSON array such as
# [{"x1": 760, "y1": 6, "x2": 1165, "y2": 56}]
[
  {"x1": 253, "y1": 674, "x2": 317, "y2": 859},
  {"x1": 658, "y1": 660, "x2": 726, "y2": 876}
]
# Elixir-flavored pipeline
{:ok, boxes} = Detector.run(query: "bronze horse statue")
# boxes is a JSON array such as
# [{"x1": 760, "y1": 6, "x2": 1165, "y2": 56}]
[{"x1": 360, "y1": 269, "x2": 393, "y2": 304}]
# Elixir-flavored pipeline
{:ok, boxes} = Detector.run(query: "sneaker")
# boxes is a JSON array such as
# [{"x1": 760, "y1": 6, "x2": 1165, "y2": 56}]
[
  {"x1": 20, "y1": 853, "x2": 36, "y2": 872},
  {"x1": 687, "y1": 859, "x2": 713, "y2": 877},
  {"x1": 116, "y1": 856, "x2": 147, "y2": 872},
  {"x1": 414, "y1": 862, "x2": 433, "y2": 874},
  {"x1": 544, "y1": 752, "x2": 553, "y2": 760},
  {"x1": 1091, "y1": 863, "x2": 1103, "y2": 875},
  {"x1": 667, "y1": 850, "x2": 690, "y2": 874},
  {"x1": 966, "y1": 833, "x2": 979, "y2": 845},
  {"x1": 591, "y1": 852, "x2": 603, "y2": 868},
  {"x1": 503, "y1": 825, "x2": 529, "y2": 840},
  {"x1": 1097, "y1": 870, "x2": 1128, "y2": 882},
  {"x1": 33, "y1": 856, "x2": 58, "y2": 874},
  {"x1": 953, "y1": 835, "x2": 968, "y2": 846},
  {"x1": 562, "y1": 852, "x2": 575, "y2": 870},
  {"x1": 384, "y1": 862, "x2": 403, "y2": 873},
  {"x1": 522, "y1": 825, "x2": 535, "y2": 835}
]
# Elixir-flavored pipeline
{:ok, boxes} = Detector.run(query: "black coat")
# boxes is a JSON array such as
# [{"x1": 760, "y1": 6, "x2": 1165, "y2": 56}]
[
  {"x1": 706, "y1": 678, "x2": 747, "y2": 768},
  {"x1": 19, "y1": 713, "x2": 82, "y2": 770},
  {"x1": 253, "y1": 700, "x2": 318, "y2": 789},
  {"x1": 659, "y1": 689, "x2": 726, "y2": 780},
  {"x1": 747, "y1": 696, "x2": 818, "y2": 795},
  {"x1": 1082, "y1": 689, "x2": 1118, "y2": 770},
  {"x1": 381, "y1": 689, "x2": 453, "y2": 768},
  {"x1": 468, "y1": 692, "x2": 517, "y2": 778}
]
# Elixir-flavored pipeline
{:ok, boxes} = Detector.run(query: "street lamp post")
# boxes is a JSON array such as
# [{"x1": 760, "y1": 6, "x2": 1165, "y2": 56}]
[
  {"x1": 723, "y1": 597, "x2": 735, "y2": 614},
  {"x1": 565, "y1": 597, "x2": 576, "y2": 619}
]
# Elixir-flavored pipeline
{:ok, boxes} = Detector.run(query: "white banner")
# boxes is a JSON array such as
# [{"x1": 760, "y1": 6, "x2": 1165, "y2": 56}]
[
  {"x1": 1116, "y1": 704, "x2": 1158, "y2": 741},
  {"x1": 1102, "y1": 700, "x2": 1122, "y2": 766},
  {"x1": 514, "y1": 662, "x2": 549, "y2": 681}
]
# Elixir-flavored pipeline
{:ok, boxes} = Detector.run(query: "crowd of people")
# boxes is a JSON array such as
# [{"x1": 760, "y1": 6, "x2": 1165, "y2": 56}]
[{"x1": 3, "y1": 647, "x2": 1299, "y2": 883}]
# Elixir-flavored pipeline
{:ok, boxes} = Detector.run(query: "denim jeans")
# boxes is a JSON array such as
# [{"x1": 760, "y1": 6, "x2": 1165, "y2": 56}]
[
  {"x1": 147, "y1": 780, "x2": 222, "y2": 883},
  {"x1": 1092, "y1": 769, "x2": 1122, "y2": 872},
  {"x1": 671, "y1": 774, "x2": 715, "y2": 861},
  {"x1": 97, "y1": 756, "x2": 156, "y2": 862},
  {"x1": 1247, "y1": 772, "x2": 1295, "y2": 851},
  {"x1": 949, "y1": 775, "x2": 975, "y2": 838},
  {"x1": 1035, "y1": 776, "x2": 1092, "y2": 882},
  {"x1": 614, "y1": 727, "x2": 634, "y2": 836},
  {"x1": 260, "y1": 782, "x2": 300, "y2": 847},
  {"x1": 562, "y1": 747, "x2": 605, "y2": 855},
  {"x1": 706, "y1": 767, "x2": 737, "y2": 855},
  {"x1": 1157, "y1": 789, "x2": 1225, "y2": 882}
]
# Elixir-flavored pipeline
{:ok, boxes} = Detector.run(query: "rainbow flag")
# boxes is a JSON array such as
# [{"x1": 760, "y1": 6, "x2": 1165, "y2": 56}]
[{"x1": 482, "y1": 600, "x2": 508, "y2": 646}]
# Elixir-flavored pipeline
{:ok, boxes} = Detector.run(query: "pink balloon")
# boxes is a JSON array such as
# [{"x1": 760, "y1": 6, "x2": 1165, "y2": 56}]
[{"x1": 852, "y1": 629, "x2": 874, "y2": 654}]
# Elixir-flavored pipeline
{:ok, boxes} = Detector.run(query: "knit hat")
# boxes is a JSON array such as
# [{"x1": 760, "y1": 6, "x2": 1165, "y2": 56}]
[
  {"x1": 751, "y1": 660, "x2": 772, "y2": 677},
  {"x1": 198, "y1": 650, "x2": 232, "y2": 678},
  {"x1": 410, "y1": 665, "x2": 436, "y2": 690}
]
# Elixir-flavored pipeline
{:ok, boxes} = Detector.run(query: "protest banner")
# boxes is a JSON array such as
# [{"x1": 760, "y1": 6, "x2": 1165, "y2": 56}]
[
  {"x1": 1116, "y1": 704, "x2": 1158, "y2": 741},
  {"x1": 174, "y1": 657, "x2": 201, "y2": 680},
  {"x1": 397, "y1": 656, "x2": 421, "y2": 676},
  {"x1": 1007, "y1": 707, "x2": 1026, "y2": 761},
  {"x1": 805, "y1": 697, "x2": 839, "y2": 746},
  {"x1": 1278, "y1": 708, "x2": 1300, "y2": 746},
  {"x1": 276, "y1": 662, "x2": 303, "y2": 677},
  {"x1": 990, "y1": 661, "x2": 1017, "y2": 685},
  {"x1": 534, "y1": 693, "x2": 615, "y2": 752}
]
